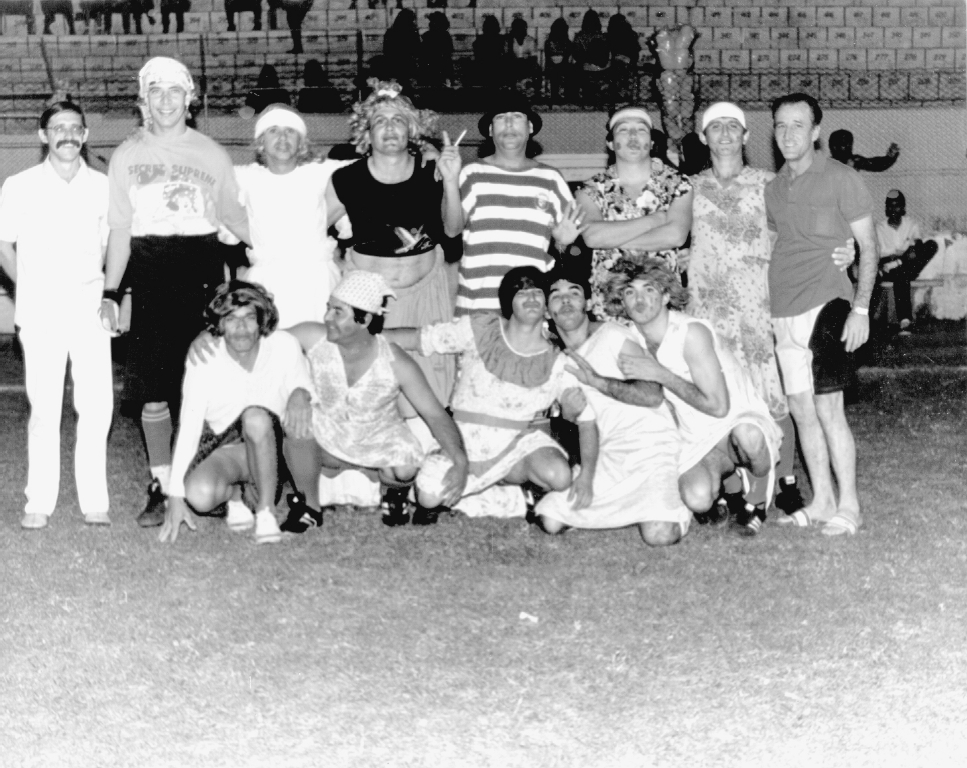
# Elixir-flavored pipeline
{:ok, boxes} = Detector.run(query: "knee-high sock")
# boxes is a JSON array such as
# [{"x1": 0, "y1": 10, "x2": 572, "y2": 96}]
[
  {"x1": 141, "y1": 405, "x2": 172, "y2": 470},
  {"x1": 777, "y1": 414, "x2": 797, "y2": 481}
]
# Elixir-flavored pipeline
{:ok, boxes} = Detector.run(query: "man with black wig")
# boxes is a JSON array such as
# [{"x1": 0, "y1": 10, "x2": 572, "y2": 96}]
[{"x1": 159, "y1": 281, "x2": 314, "y2": 545}]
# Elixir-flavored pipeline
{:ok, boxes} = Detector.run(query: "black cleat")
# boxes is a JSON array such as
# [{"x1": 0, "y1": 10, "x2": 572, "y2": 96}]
[
  {"x1": 380, "y1": 486, "x2": 413, "y2": 527},
  {"x1": 774, "y1": 479, "x2": 805, "y2": 516},
  {"x1": 137, "y1": 478, "x2": 167, "y2": 528},
  {"x1": 280, "y1": 492, "x2": 324, "y2": 534}
]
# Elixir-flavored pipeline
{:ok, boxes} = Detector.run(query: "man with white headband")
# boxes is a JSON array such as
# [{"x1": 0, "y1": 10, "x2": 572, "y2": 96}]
[
  {"x1": 576, "y1": 105, "x2": 693, "y2": 320},
  {"x1": 283, "y1": 270, "x2": 468, "y2": 528},
  {"x1": 233, "y1": 104, "x2": 354, "y2": 328},
  {"x1": 100, "y1": 56, "x2": 251, "y2": 529}
]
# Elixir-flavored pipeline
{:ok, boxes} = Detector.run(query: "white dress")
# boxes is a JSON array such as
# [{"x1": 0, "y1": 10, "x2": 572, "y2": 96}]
[
  {"x1": 536, "y1": 323, "x2": 692, "y2": 531},
  {"x1": 235, "y1": 159, "x2": 353, "y2": 327}
]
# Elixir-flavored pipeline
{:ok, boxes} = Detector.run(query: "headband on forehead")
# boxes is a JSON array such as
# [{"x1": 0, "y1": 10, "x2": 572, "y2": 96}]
[
  {"x1": 700, "y1": 101, "x2": 746, "y2": 132},
  {"x1": 139, "y1": 57, "x2": 194, "y2": 102},
  {"x1": 608, "y1": 107, "x2": 653, "y2": 131},
  {"x1": 254, "y1": 106, "x2": 307, "y2": 140},
  {"x1": 331, "y1": 271, "x2": 397, "y2": 315}
]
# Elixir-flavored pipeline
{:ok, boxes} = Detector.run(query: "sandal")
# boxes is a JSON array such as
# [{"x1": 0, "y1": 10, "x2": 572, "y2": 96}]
[
  {"x1": 821, "y1": 513, "x2": 860, "y2": 537},
  {"x1": 380, "y1": 486, "x2": 415, "y2": 527},
  {"x1": 776, "y1": 509, "x2": 812, "y2": 528}
]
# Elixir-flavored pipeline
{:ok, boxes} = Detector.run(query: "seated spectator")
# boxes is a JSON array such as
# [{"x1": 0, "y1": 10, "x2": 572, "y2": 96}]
[
  {"x1": 297, "y1": 59, "x2": 344, "y2": 114},
  {"x1": 607, "y1": 14, "x2": 640, "y2": 102},
  {"x1": 160, "y1": 0, "x2": 188, "y2": 33},
  {"x1": 390, "y1": 267, "x2": 593, "y2": 520},
  {"x1": 226, "y1": 0, "x2": 262, "y2": 32},
  {"x1": 383, "y1": 9, "x2": 421, "y2": 92},
  {"x1": 159, "y1": 281, "x2": 316, "y2": 545},
  {"x1": 536, "y1": 262, "x2": 692, "y2": 546},
  {"x1": 421, "y1": 11, "x2": 454, "y2": 90},
  {"x1": 571, "y1": 9, "x2": 610, "y2": 106},
  {"x1": 284, "y1": 271, "x2": 468, "y2": 528},
  {"x1": 543, "y1": 17, "x2": 571, "y2": 105},
  {"x1": 41, "y1": 0, "x2": 76, "y2": 34},
  {"x1": 100, "y1": 0, "x2": 154, "y2": 34},
  {"x1": 3, "y1": 1, "x2": 37, "y2": 34},
  {"x1": 874, "y1": 189, "x2": 939, "y2": 335},
  {"x1": 245, "y1": 64, "x2": 290, "y2": 115},
  {"x1": 606, "y1": 258, "x2": 781, "y2": 519},
  {"x1": 473, "y1": 15, "x2": 508, "y2": 90},
  {"x1": 506, "y1": 17, "x2": 539, "y2": 99},
  {"x1": 829, "y1": 129, "x2": 900, "y2": 173}
]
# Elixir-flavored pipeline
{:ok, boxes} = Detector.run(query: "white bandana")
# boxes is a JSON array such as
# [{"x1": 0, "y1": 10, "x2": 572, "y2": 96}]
[
  {"x1": 139, "y1": 57, "x2": 194, "y2": 102},
  {"x1": 254, "y1": 106, "x2": 307, "y2": 140},
  {"x1": 700, "y1": 102, "x2": 747, "y2": 132},
  {"x1": 331, "y1": 271, "x2": 396, "y2": 315}
]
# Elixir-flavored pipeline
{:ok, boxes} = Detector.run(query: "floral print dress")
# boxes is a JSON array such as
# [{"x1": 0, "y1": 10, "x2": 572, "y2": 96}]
[
  {"x1": 581, "y1": 159, "x2": 692, "y2": 319},
  {"x1": 688, "y1": 166, "x2": 787, "y2": 420}
]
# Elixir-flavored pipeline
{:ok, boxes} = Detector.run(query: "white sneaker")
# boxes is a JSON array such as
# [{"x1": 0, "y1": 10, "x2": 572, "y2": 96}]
[
  {"x1": 226, "y1": 499, "x2": 255, "y2": 532},
  {"x1": 254, "y1": 509, "x2": 282, "y2": 544}
]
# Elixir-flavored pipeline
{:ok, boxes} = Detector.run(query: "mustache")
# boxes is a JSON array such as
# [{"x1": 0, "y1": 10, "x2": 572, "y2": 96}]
[{"x1": 55, "y1": 140, "x2": 81, "y2": 149}]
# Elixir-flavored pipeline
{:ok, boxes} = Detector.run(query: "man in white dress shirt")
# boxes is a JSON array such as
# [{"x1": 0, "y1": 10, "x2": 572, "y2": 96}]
[{"x1": 0, "y1": 101, "x2": 113, "y2": 530}]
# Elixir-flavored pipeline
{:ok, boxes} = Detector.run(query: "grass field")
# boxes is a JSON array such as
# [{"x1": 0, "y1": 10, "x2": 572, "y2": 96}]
[{"x1": 1, "y1": 369, "x2": 966, "y2": 768}]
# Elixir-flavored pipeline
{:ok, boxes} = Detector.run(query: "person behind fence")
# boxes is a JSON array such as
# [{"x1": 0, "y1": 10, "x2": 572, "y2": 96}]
[
  {"x1": 766, "y1": 93, "x2": 879, "y2": 537},
  {"x1": 389, "y1": 266, "x2": 594, "y2": 520},
  {"x1": 420, "y1": 11, "x2": 453, "y2": 90},
  {"x1": 576, "y1": 106, "x2": 693, "y2": 320},
  {"x1": 99, "y1": 57, "x2": 251, "y2": 529},
  {"x1": 506, "y1": 17, "x2": 539, "y2": 98},
  {"x1": 159, "y1": 281, "x2": 315, "y2": 545},
  {"x1": 160, "y1": 0, "x2": 188, "y2": 34},
  {"x1": 533, "y1": 262, "x2": 692, "y2": 547},
  {"x1": 543, "y1": 18, "x2": 572, "y2": 104},
  {"x1": 445, "y1": 90, "x2": 585, "y2": 316},
  {"x1": 828, "y1": 129, "x2": 900, "y2": 174},
  {"x1": 283, "y1": 270, "x2": 469, "y2": 528},
  {"x1": 0, "y1": 101, "x2": 112, "y2": 531},
  {"x1": 607, "y1": 258, "x2": 782, "y2": 524},
  {"x1": 235, "y1": 104, "x2": 353, "y2": 327},
  {"x1": 874, "y1": 189, "x2": 939, "y2": 336},
  {"x1": 41, "y1": 0, "x2": 76, "y2": 34}
]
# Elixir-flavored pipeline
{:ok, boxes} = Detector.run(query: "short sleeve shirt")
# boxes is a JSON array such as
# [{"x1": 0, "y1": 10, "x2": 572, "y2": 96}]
[{"x1": 765, "y1": 152, "x2": 874, "y2": 317}]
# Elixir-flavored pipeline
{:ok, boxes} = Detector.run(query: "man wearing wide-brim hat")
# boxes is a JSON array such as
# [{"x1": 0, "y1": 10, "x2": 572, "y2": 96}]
[{"x1": 439, "y1": 89, "x2": 586, "y2": 316}]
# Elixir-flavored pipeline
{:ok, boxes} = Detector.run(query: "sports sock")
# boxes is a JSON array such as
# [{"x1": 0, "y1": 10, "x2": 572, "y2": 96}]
[
  {"x1": 777, "y1": 415, "x2": 797, "y2": 479},
  {"x1": 142, "y1": 404, "x2": 172, "y2": 468}
]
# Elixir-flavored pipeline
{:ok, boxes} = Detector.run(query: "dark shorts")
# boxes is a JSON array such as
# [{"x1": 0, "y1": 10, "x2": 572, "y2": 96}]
[
  {"x1": 123, "y1": 234, "x2": 224, "y2": 405},
  {"x1": 809, "y1": 298, "x2": 856, "y2": 395},
  {"x1": 186, "y1": 408, "x2": 287, "y2": 504}
]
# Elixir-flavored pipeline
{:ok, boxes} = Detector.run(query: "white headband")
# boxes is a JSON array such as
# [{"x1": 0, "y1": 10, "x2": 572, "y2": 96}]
[
  {"x1": 608, "y1": 107, "x2": 653, "y2": 131},
  {"x1": 139, "y1": 57, "x2": 194, "y2": 102},
  {"x1": 701, "y1": 102, "x2": 747, "y2": 132},
  {"x1": 331, "y1": 271, "x2": 396, "y2": 315},
  {"x1": 254, "y1": 107, "x2": 307, "y2": 140}
]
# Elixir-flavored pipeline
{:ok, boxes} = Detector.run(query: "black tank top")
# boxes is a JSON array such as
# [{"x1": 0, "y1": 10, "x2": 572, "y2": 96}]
[{"x1": 331, "y1": 158, "x2": 444, "y2": 257}]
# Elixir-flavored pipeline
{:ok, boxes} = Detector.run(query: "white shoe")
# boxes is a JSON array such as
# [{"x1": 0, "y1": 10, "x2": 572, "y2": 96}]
[
  {"x1": 226, "y1": 499, "x2": 255, "y2": 532},
  {"x1": 254, "y1": 509, "x2": 282, "y2": 544},
  {"x1": 21, "y1": 513, "x2": 49, "y2": 530},
  {"x1": 84, "y1": 510, "x2": 111, "y2": 526}
]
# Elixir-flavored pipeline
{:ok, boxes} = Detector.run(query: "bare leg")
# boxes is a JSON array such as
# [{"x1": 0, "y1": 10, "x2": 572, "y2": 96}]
[
  {"x1": 786, "y1": 391, "x2": 838, "y2": 523},
  {"x1": 639, "y1": 522, "x2": 682, "y2": 547},
  {"x1": 240, "y1": 407, "x2": 280, "y2": 512},
  {"x1": 814, "y1": 391, "x2": 862, "y2": 524},
  {"x1": 502, "y1": 447, "x2": 572, "y2": 492}
]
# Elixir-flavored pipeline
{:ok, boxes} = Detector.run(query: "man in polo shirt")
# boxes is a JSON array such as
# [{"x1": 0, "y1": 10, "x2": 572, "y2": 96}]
[
  {"x1": 0, "y1": 101, "x2": 113, "y2": 529},
  {"x1": 99, "y1": 57, "x2": 250, "y2": 529},
  {"x1": 441, "y1": 89, "x2": 586, "y2": 315},
  {"x1": 765, "y1": 93, "x2": 879, "y2": 537}
]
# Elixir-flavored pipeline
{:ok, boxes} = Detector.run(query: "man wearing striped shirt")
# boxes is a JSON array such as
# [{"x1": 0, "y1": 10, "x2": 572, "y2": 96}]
[{"x1": 440, "y1": 91, "x2": 585, "y2": 316}]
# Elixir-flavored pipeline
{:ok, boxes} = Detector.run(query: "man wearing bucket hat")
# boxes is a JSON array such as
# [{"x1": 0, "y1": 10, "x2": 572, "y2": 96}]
[
  {"x1": 233, "y1": 104, "x2": 354, "y2": 328},
  {"x1": 100, "y1": 56, "x2": 251, "y2": 529},
  {"x1": 283, "y1": 270, "x2": 468, "y2": 528},
  {"x1": 441, "y1": 89, "x2": 586, "y2": 316},
  {"x1": 575, "y1": 105, "x2": 693, "y2": 321}
]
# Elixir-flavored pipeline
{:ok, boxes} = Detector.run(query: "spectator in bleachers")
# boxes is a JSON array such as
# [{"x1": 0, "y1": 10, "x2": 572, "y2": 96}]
[
  {"x1": 421, "y1": 11, "x2": 453, "y2": 90},
  {"x1": 297, "y1": 59, "x2": 345, "y2": 114},
  {"x1": 105, "y1": 0, "x2": 155, "y2": 34},
  {"x1": 160, "y1": 0, "x2": 189, "y2": 34},
  {"x1": 226, "y1": 0, "x2": 262, "y2": 32},
  {"x1": 543, "y1": 18, "x2": 571, "y2": 105},
  {"x1": 41, "y1": 0, "x2": 76, "y2": 34},
  {"x1": 3, "y1": 1, "x2": 37, "y2": 34},
  {"x1": 473, "y1": 15, "x2": 507, "y2": 91},
  {"x1": 575, "y1": 107, "x2": 692, "y2": 320},
  {"x1": 874, "y1": 189, "x2": 939, "y2": 336},
  {"x1": 606, "y1": 14, "x2": 639, "y2": 103},
  {"x1": 244, "y1": 64, "x2": 290, "y2": 115},
  {"x1": 0, "y1": 101, "x2": 112, "y2": 530},
  {"x1": 828, "y1": 129, "x2": 900, "y2": 174},
  {"x1": 444, "y1": 90, "x2": 585, "y2": 315},
  {"x1": 99, "y1": 57, "x2": 251, "y2": 528},
  {"x1": 280, "y1": 0, "x2": 313, "y2": 55},
  {"x1": 571, "y1": 9, "x2": 609, "y2": 107},
  {"x1": 383, "y1": 8, "x2": 421, "y2": 92},
  {"x1": 506, "y1": 17, "x2": 539, "y2": 99}
]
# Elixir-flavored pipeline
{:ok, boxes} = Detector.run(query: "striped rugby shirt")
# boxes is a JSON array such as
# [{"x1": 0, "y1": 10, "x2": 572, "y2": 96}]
[{"x1": 456, "y1": 160, "x2": 574, "y2": 316}]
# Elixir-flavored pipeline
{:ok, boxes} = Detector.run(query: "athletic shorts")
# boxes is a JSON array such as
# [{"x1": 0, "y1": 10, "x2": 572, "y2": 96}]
[
  {"x1": 186, "y1": 409, "x2": 286, "y2": 504},
  {"x1": 773, "y1": 298, "x2": 855, "y2": 396},
  {"x1": 123, "y1": 234, "x2": 224, "y2": 405}
]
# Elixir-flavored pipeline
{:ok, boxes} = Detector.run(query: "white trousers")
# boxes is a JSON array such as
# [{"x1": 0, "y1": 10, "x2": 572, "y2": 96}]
[{"x1": 19, "y1": 307, "x2": 113, "y2": 518}]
